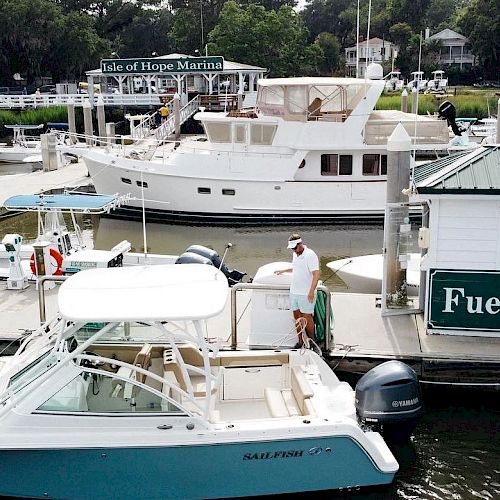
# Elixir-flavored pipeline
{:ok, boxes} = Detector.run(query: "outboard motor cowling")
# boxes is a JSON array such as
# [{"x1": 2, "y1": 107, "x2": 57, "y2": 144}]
[
  {"x1": 355, "y1": 360, "x2": 423, "y2": 443},
  {"x1": 175, "y1": 244, "x2": 247, "y2": 286},
  {"x1": 438, "y1": 100, "x2": 461, "y2": 136},
  {"x1": 175, "y1": 252, "x2": 213, "y2": 266}
]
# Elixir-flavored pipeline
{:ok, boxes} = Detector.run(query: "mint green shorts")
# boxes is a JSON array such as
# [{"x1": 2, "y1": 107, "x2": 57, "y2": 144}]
[{"x1": 290, "y1": 293, "x2": 316, "y2": 314}]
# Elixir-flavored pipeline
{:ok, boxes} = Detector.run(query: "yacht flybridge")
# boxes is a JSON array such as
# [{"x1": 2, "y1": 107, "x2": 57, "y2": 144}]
[
  {"x1": 81, "y1": 66, "x2": 452, "y2": 224},
  {"x1": 0, "y1": 264, "x2": 424, "y2": 499}
]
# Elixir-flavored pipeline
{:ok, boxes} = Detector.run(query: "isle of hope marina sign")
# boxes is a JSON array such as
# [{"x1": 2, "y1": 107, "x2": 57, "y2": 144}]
[
  {"x1": 428, "y1": 269, "x2": 500, "y2": 334},
  {"x1": 101, "y1": 56, "x2": 224, "y2": 74}
]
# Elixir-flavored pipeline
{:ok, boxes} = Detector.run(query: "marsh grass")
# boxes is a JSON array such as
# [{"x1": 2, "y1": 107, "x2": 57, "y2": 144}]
[
  {"x1": 377, "y1": 92, "x2": 493, "y2": 118},
  {"x1": 0, "y1": 107, "x2": 69, "y2": 130}
]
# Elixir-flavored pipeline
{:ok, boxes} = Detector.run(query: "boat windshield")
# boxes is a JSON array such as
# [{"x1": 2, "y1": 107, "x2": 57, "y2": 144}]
[
  {"x1": 73, "y1": 320, "x2": 207, "y2": 344},
  {"x1": 5, "y1": 350, "x2": 58, "y2": 395},
  {"x1": 256, "y1": 83, "x2": 366, "y2": 121}
]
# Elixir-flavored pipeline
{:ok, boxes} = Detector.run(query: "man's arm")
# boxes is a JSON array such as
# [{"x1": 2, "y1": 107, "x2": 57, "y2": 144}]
[
  {"x1": 275, "y1": 267, "x2": 293, "y2": 275},
  {"x1": 308, "y1": 270, "x2": 320, "y2": 302}
]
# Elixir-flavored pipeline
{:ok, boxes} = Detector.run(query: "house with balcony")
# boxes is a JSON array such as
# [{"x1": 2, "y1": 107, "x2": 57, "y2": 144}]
[
  {"x1": 345, "y1": 38, "x2": 398, "y2": 78},
  {"x1": 426, "y1": 28, "x2": 475, "y2": 69}
]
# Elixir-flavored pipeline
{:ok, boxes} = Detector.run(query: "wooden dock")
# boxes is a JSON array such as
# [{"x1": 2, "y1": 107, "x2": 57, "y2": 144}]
[{"x1": 326, "y1": 292, "x2": 500, "y2": 387}]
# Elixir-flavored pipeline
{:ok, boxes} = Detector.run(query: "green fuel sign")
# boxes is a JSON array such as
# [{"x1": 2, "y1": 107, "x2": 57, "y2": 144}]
[
  {"x1": 428, "y1": 270, "x2": 500, "y2": 332},
  {"x1": 100, "y1": 57, "x2": 224, "y2": 74}
]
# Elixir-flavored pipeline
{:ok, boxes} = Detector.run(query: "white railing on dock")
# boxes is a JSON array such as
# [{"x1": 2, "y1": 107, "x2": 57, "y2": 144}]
[
  {"x1": 0, "y1": 93, "x2": 175, "y2": 109},
  {"x1": 155, "y1": 95, "x2": 200, "y2": 142}
]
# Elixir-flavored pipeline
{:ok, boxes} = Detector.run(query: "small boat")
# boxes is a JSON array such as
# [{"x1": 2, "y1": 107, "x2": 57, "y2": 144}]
[
  {"x1": 0, "y1": 263, "x2": 423, "y2": 499},
  {"x1": 1, "y1": 193, "x2": 246, "y2": 285},
  {"x1": 0, "y1": 124, "x2": 43, "y2": 163},
  {"x1": 327, "y1": 253, "x2": 420, "y2": 295},
  {"x1": 426, "y1": 70, "x2": 447, "y2": 92},
  {"x1": 384, "y1": 71, "x2": 404, "y2": 92},
  {"x1": 406, "y1": 71, "x2": 427, "y2": 92}
]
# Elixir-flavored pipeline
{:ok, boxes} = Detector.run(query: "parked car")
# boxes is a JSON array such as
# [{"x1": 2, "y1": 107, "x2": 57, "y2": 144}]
[{"x1": 38, "y1": 85, "x2": 57, "y2": 95}]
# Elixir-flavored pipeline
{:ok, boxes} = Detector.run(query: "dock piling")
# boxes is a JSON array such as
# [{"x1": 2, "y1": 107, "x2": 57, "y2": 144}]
[
  {"x1": 400, "y1": 89, "x2": 408, "y2": 113},
  {"x1": 96, "y1": 96, "x2": 106, "y2": 146},
  {"x1": 174, "y1": 93, "x2": 180, "y2": 141},
  {"x1": 411, "y1": 88, "x2": 418, "y2": 114},
  {"x1": 40, "y1": 133, "x2": 59, "y2": 171},
  {"x1": 82, "y1": 99, "x2": 94, "y2": 146},
  {"x1": 66, "y1": 98, "x2": 77, "y2": 145},
  {"x1": 383, "y1": 123, "x2": 412, "y2": 313}
]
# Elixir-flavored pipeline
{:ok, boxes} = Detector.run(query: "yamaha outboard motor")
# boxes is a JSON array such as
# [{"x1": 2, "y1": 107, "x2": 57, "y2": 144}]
[
  {"x1": 355, "y1": 361, "x2": 423, "y2": 443},
  {"x1": 175, "y1": 244, "x2": 247, "y2": 286},
  {"x1": 438, "y1": 100, "x2": 461, "y2": 136}
]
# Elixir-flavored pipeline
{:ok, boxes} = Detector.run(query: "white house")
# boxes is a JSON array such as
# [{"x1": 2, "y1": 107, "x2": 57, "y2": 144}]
[
  {"x1": 426, "y1": 28, "x2": 475, "y2": 69},
  {"x1": 345, "y1": 38, "x2": 398, "y2": 78}
]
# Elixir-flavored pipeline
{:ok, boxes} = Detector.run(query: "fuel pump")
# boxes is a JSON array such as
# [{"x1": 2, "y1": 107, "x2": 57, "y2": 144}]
[{"x1": 1, "y1": 234, "x2": 29, "y2": 290}]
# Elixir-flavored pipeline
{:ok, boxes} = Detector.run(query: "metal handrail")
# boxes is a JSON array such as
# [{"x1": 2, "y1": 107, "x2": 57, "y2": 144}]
[
  {"x1": 230, "y1": 282, "x2": 332, "y2": 351},
  {"x1": 37, "y1": 275, "x2": 68, "y2": 324}
]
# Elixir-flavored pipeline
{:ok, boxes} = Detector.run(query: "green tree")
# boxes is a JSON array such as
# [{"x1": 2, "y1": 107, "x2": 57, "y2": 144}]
[
  {"x1": 209, "y1": 1, "x2": 322, "y2": 77},
  {"x1": 457, "y1": 0, "x2": 499, "y2": 77},
  {"x1": 315, "y1": 32, "x2": 341, "y2": 75}
]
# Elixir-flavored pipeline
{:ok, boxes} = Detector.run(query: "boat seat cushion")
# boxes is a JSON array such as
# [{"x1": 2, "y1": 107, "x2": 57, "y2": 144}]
[
  {"x1": 264, "y1": 388, "x2": 289, "y2": 418},
  {"x1": 291, "y1": 366, "x2": 314, "y2": 415}
]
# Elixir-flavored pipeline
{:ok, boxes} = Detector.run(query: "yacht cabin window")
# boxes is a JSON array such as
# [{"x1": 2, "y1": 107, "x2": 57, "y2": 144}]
[
  {"x1": 321, "y1": 154, "x2": 353, "y2": 176},
  {"x1": 250, "y1": 124, "x2": 277, "y2": 145},
  {"x1": 234, "y1": 124, "x2": 246, "y2": 143},
  {"x1": 362, "y1": 154, "x2": 387, "y2": 175},
  {"x1": 205, "y1": 122, "x2": 231, "y2": 143}
]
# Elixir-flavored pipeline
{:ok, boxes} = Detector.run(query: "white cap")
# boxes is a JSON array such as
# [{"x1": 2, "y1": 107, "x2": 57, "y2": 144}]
[{"x1": 287, "y1": 238, "x2": 302, "y2": 249}]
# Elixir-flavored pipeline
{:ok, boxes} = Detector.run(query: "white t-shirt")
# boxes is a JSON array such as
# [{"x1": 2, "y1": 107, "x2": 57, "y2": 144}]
[{"x1": 290, "y1": 246, "x2": 319, "y2": 295}]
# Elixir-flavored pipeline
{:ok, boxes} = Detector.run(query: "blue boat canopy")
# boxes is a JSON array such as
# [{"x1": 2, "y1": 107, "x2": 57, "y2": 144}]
[{"x1": 4, "y1": 192, "x2": 131, "y2": 213}]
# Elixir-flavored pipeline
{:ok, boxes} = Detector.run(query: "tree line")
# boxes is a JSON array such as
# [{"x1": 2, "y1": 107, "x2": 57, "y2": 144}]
[{"x1": 0, "y1": 0, "x2": 497, "y2": 86}]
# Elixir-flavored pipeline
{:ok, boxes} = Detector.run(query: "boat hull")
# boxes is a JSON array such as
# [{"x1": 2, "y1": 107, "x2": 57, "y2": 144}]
[
  {"x1": 0, "y1": 436, "x2": 395, "y2": 499},
  {"x1": 83, "y1": 152, "x2": 390, "y2": 225}
]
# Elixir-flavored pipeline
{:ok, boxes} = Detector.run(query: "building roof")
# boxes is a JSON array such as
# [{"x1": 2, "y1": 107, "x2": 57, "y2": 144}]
[
  {"x1": 86, "y1": 53, "x2": 266, "y2": 76},
  {"x1": 414, "y1": 146, "x2": 500, "y2": 194},
  {"x1": 428, "y1": 28, "x2": 468, "y2": 42},
  {"x1": 345, "y1": 38, "x2": 395, "y2": 51}
]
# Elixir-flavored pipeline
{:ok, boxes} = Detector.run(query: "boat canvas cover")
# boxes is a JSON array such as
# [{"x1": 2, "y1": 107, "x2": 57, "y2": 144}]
[
  {"x1": 4, "y1": 194, "x2": 122, "y2": 213},
  {"x1": 58, "y1": 264, "x2": 229, "y2": 322}
]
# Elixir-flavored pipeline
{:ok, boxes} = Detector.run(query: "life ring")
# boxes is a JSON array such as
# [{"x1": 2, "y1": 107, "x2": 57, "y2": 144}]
[{"x1": 30, "y1": 249, "x2": 64, "y2": 276}]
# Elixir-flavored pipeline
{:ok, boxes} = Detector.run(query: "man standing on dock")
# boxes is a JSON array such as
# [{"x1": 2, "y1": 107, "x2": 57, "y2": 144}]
[
  {"x1": 160, "y1": 103, "x2": 169, "y2": 124},
  {"x1": 275, "y1": 233, "x2": 320, "y2": 348}
]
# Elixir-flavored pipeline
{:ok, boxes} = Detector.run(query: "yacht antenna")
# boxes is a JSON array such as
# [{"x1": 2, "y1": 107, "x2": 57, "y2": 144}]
[
  {"x1": 140, "y1": 170, "x2": 148, "y2": 259},
  {"x1": 412, "y1": 31, "x2": 423, "y2": 160},
  {"x1": 219, "y1": 242, "x2": 233, "y2": 270},
  {"x1": 365, "y1": 0, "x2": 372, "y2": 80},
  {"x1": 355, "y1": 0, "x2": 360, "y2": 78}
]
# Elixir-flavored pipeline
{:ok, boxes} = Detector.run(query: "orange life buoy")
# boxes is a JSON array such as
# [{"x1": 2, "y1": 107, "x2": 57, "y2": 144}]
[{"x1": 30, "y1": 249, "x2": 64, "y2": 276}]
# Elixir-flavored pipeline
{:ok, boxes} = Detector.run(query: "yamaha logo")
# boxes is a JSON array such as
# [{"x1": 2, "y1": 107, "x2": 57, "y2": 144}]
[{"x1": 392, "y1": 397, "x2": 419, "y2": 408}]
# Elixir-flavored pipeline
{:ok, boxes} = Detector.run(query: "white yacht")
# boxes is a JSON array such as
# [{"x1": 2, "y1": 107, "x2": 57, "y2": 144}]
[
  {"x1": 0, "y1": 263, "x2": 425, "y2": 499},
  {"x1": 81, "y1": 66, "x2": 451, "y2": 224}
]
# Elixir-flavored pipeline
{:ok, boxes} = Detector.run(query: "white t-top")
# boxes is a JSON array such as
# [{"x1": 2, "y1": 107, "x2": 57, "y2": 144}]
[{"x1": 290, "y1": 246, "x2": 319, "y2": 295}]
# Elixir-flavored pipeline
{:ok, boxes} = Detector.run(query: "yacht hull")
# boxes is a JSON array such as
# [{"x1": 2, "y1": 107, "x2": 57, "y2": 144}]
[
  {"x1": 0, "y1": 435, "x2": 395, "y2": 499},
  {"x1": 83, "y1": 153, "x2": 389, "y2": 224}
]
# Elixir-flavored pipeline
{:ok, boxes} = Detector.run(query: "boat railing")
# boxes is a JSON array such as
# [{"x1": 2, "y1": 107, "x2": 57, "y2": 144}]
[
  {"x1": 230, "y1": 282, "x2": 333, "y2": 351},
  {"x1": 74, "y1": 353, "x2": 209, "y2": 419},
  {"x1": 365, "y1": 120, "x2": 449, "y2": 145}
]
